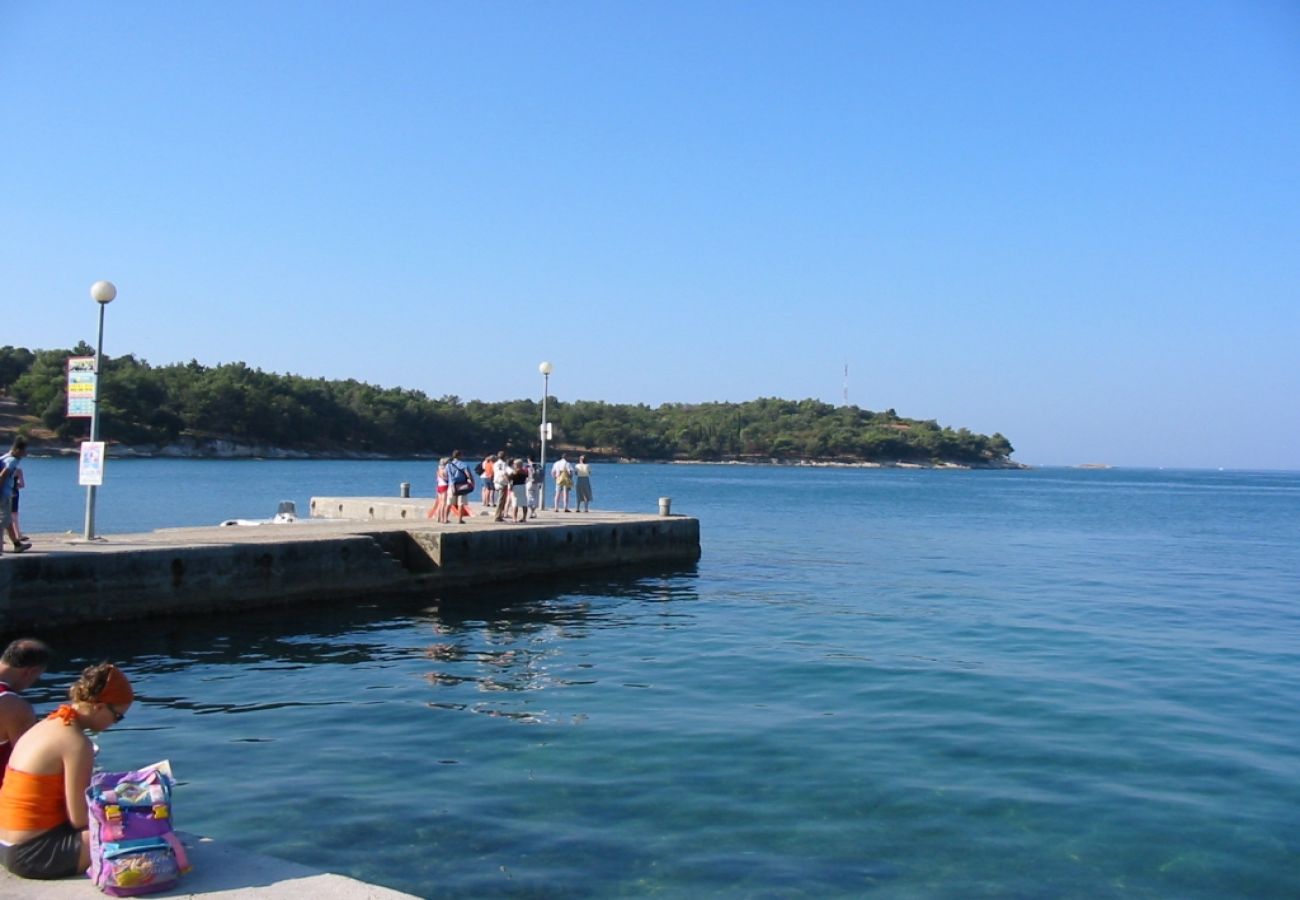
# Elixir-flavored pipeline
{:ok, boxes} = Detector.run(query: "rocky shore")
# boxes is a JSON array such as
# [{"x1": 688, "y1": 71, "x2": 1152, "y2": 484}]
[{"x1": 21, "y1": 439, "x2": 1027, "y2": 469}]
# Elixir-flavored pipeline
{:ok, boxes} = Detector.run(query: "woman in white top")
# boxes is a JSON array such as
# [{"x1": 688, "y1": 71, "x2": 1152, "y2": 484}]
[
  {"x1": 429, "y1": 458, "x2": 450, "y2": 522},
  {"x1": 574, "y1": 455, "x2": 593, "y2": 512}
]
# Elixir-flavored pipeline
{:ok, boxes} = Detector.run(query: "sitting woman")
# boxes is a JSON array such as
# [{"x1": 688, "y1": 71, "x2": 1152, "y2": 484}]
[{"x1": 0, "y1": 662, "x2": 133, "y2": 879}]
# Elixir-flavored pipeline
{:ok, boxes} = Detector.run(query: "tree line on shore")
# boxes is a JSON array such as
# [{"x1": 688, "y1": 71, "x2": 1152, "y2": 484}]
[{"x1": 0, "y1": 345, "x2": 1015, "y2": 464}]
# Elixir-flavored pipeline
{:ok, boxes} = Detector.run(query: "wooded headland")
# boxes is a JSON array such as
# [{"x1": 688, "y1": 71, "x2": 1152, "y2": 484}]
[{"x1": 1, "y1": 345, "x2": 1018, "y2": 467}]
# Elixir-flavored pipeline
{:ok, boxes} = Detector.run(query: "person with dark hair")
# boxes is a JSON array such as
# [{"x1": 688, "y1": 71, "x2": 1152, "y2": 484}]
[
  {"x1": 0, "y1": 438, "x2": 30, "y2": 554},
  {"x1": 444, "y1": 450, "x2": 474, "y2": 523},
  {"x1": 0, "y1": 639, "x2": 51, "y2": 784},
  {"x1": 509, "y1": 459, "x2": 528, "y2": 523},
  {"x1": 8, "y1": 466, "x2": 24, "y2": 543},
  {"x1": 0, "y1": 662, "x2": 134, "y2": 880}
]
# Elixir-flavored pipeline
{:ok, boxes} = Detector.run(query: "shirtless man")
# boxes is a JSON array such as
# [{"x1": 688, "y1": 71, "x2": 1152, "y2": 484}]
[{"x1": 0, "y1": 639, "x2": 51, "y2": 785}]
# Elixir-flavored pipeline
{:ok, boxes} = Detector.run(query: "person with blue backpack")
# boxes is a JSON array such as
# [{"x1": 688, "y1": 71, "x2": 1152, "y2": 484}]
[{"x1": 444, "y1": 450, "x2": 475, "y2": 523}]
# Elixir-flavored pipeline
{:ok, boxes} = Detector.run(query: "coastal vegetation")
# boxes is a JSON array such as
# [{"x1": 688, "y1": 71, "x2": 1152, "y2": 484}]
[{"x1": 0, "y1": 345, "x2": 1015, "y2": 465}]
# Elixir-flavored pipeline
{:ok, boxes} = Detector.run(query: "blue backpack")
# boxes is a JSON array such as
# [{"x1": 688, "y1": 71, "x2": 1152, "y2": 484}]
[{"x1": 450, "y1": 461, "x2": 473, "y2": 493}]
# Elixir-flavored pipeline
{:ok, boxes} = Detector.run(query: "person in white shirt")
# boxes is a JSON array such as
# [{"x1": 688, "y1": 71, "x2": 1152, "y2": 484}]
[
  {"x1": 551, "y1": 453, "x2": 575, "y2": 512},
  {"x1": 493, "y1": 453, "x2": 513, "y2": 521}
]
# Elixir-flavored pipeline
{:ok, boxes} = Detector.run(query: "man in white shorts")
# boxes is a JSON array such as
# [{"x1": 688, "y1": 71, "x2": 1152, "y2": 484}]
[{"x1": 493, "y1": 452, "x2": 513, "y2": 521}]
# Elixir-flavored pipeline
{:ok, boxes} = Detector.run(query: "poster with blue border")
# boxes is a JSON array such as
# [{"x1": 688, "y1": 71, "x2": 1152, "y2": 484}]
[{"x1": 67, "y1": 356, "x2": 96, "y2": 418}]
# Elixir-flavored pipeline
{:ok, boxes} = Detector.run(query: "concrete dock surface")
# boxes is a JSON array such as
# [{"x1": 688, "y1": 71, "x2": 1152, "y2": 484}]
[
  {"x1": 10, "y1": 503, "x2": 678, "y2": 548},
  {"x1": 1, "y1": 501, "x2": 700, "y2": 630},
  {"x1": 0, "y1": 831, "x2": 419, "y2": 898}
]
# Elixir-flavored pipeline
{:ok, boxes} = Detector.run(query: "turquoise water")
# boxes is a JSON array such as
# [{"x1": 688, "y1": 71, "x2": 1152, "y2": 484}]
[{"x1": 16, "y1": 461, "x2": 1300, "y2": 898}]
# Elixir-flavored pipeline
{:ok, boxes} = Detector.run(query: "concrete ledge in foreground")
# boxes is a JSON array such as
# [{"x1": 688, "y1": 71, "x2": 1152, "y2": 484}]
[
  {"x1": 0, "y1": 503, "x2": 701, "y2": 630},
  {"x1": 0, "y1": 831, "x2": 419, "y2": 899}
]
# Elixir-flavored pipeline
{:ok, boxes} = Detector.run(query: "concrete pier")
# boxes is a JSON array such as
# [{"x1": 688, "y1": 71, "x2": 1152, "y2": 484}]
[
  {"x1": 0, "y1": 831, "x2": 420, "y2": 898},
  {"x1": 0, "y1": 501, "x2": 700, "y2": 631}
]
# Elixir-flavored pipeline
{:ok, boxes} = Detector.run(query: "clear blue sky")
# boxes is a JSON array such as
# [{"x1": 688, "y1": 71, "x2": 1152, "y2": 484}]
[{"x1": 3, "y1": 2, "x2": 1297, "y2": 469}]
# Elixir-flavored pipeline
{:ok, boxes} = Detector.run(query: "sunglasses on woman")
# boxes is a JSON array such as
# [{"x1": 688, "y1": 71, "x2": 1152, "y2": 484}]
[{"x1": 106, "y1": 704, "x2": 126, "y2": 723}]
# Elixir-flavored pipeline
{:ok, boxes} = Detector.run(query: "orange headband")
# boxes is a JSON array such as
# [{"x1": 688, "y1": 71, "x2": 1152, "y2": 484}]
[{"x1": 95, "y1": 665, "x2": 134, "y2": 706}]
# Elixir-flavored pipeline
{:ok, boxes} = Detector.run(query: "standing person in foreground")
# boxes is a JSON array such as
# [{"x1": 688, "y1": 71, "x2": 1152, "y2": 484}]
[
  {"x1": 0, "y1": 640, "x2": 51, "y2": 785},
  {"x1": 574, "y1": 455, "x2": 594, "y2": 513},
  {"x1": 0, "y1": 438, "x2": 31, "y2": 554},
  {"x1": 0, "y1": 662, "x2": 134, "y2": 880},
  {"x1": 551, "y1": 453, "x2": 575, "y2": 513}
]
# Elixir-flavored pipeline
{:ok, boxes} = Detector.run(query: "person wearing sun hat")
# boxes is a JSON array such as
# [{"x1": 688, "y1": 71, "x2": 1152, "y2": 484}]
[{"x1": 0, "y1": 662, "x2": 135, "y2": 879}]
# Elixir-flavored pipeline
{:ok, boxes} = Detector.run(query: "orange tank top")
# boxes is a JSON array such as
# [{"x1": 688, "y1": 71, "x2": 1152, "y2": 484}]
[{"x1": 0, "y1": 767, "x2": 67, "y2": 831}]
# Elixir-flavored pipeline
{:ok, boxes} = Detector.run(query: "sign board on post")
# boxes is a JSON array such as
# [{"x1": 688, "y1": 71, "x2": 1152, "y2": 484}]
[
  {"x1": 67, "y1": 356, "x2": 96, "y2": 418},
  {"x1": 79, "y1": 441, "x2": 105, "y2": 486}
]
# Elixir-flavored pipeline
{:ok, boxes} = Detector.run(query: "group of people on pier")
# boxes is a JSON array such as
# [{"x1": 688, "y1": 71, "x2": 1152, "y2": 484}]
[
  {"x1": 427, "y1": 450, "x2": 594, "y2": 522},
  {"x1": 0, "y1": 638, "x2": 135, "y2": 881}
]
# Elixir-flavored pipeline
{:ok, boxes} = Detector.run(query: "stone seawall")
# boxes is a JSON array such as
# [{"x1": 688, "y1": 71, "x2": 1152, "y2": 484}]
[{"x1": 0, "y1": 506, "x2": 701, "y2": 631}]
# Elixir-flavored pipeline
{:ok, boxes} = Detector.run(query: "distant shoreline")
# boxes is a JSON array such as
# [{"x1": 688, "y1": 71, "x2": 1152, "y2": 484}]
[
  {"x1": 1, "y1": 393, "x2": 1021, "y2": 471},
  {"x1": 21, "y1": 439, "x2": 1028, "y2": 470}
]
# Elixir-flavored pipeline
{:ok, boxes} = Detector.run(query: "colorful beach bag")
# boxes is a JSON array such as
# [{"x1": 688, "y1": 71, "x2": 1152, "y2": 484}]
[{"x1": 86, "y1": 761, "x2": 191, "y2": 896}]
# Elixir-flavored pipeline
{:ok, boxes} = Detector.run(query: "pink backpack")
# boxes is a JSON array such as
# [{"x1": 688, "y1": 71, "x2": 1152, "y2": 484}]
[{"x1": 85, "y1": 762, "x2": 191, "y2": 896}]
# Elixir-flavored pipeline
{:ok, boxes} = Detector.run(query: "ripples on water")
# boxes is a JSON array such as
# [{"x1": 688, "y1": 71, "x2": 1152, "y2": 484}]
[{"x1": 23, "y1": 463, "x2": 1300, "y2": 898}]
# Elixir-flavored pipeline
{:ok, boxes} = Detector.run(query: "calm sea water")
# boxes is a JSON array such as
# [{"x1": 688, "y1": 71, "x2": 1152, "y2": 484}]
[{"x1": 13, "y1": 460, "x2": 1300, "y2": 898}]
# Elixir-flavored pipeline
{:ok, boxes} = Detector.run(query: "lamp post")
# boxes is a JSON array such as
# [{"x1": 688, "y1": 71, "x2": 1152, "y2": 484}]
[
  {"x1": 539, "y1": 361, "x2": 553, "y2": 514},
  {"x1": 84, "y1": 280, "x2": 116, "y2": 540}
]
